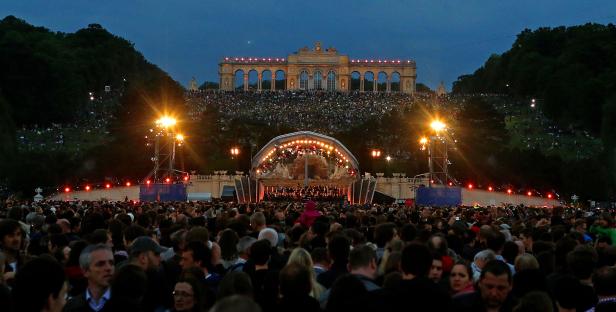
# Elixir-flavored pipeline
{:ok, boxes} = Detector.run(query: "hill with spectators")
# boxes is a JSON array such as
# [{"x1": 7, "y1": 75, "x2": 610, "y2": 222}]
[
  {"x1": 452, "y1": 23, "x2": 616, "y2": 199},
  {"x1": 0, "y1": 16, "x2": 185, "y2": 195}
]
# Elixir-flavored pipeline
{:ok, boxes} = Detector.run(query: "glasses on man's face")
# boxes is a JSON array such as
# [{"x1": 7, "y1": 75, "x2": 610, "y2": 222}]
[{"x1": 173, "y1": 290, "x2": 194, "y2": 298}]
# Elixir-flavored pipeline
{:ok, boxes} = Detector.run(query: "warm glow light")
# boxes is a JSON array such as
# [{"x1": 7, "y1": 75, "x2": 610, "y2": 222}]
[
  {"x1": 507, "y1": 189, "x2": 512, "y2": 194},
  {"x1": 488, "y1": 186, "x2": 493, "y2": 192},
  {"x1": 64, "y1": 187, "x2": 70, "y2": 193},
  {"x1": 165, "y1": 178, "x2": 171, "y2": 183},
  {"x1": 156, "y1": 116, "x2": 177, "y2": 128},
  {"x1": 126, "y1": 182, "x2": 131, "y2": 187},
  {"x1": 547, "y1": 193, "x2": 553, "y2": 199},
  {"x1": 175, "y1": 134, "x2": 184, "y2": 141},
  {"x1": 146, "y1": 180, "x2": 151, "y2": 185},
  {"x1": 468, "y1": 184, "x2": 473, "y2": 189},
  {"x1": 448, "y1": 182, "x2": 453, "y2": 186},
  {"x1": 105, "y1": 183, "x2": 111, "y2": 189},
  {"x1": 230, "y1": 147, "x2": 240, "y2": 156},
  {"x1": 527, "y1": 191, "x2": 532, "y2": 196},
  {"x1": 419, "y1": 137, "x2": 428, "y2": 145},
  {"x1": 386, "y1": 155, "x2": 392, "y2": 162},
  {"x1": 85, "y1": 185, "x2": 91, "y2": 191},
  {"x1": 371, "y1": 150, "x2": 381, "y2": 158},
  {"x1": 183, "y1": 176, "x2": 189, "y2": 181},
  {"x1": 430, "y1": 120, "x2": 446, "y2": 132}
]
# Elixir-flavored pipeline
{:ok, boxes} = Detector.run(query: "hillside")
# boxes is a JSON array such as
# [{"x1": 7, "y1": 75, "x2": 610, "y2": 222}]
[{"x1": 0, "y1": 16, "x2": 185, "y2": 195}]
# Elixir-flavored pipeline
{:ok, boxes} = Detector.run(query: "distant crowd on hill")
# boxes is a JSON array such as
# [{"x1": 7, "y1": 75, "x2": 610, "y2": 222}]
[{"x1": 186, "y1": 90, "x2": 414, "y2": 134}]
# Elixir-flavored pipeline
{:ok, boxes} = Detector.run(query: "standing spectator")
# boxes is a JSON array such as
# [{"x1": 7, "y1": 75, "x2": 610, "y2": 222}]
[
  {"x1": 244, "y1": 239, "x2": 279, "y2": 312},
  {"x1": 172, "y1": 276, "x2": 205, "y2": 312},
  {"x1": 377, "y1": 243, "x2": 451, "y2": 311},
  {"x1": 298, "y1": 200, "x2": 321, "y2": 229},
  {"x1": 64, "y1": 244, "x2": 114, "y2": 312},
  {"x1": 0, "y1": 219, "x2": 25, "y2": 280},
  {"x1": 276, "y1": 262, "x2": 320, "y2": 312},
  {"x1": 450, "y1": 263, "x2": 474, "y2": 297},
  {"x1": 12, "y1": 256, "x2": 67, "y2": 312},
  {"x1": 590, "y1": 266, "x2": 616, "y2": 312},
  {"x1": 317, "y1": 234, "x2": 350, "y2": 288},
  {"x1": 453, "y1": 260, "x2": 516, "y2": 312}
]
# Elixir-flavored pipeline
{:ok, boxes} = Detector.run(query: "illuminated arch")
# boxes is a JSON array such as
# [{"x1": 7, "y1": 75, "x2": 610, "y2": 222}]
[{"x1": 251, "y1": 131, "x2": 359, "y2": 171}]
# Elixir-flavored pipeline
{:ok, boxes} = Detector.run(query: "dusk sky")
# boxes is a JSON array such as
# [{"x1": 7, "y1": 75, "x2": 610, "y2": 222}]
[{"x1": 2, "y1": 0, "x2": 615, "y2": 89}]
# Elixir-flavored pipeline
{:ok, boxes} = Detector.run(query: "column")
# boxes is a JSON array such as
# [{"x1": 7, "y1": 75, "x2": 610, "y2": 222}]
[
  {"x1": 373, "y1": 74, "x2": 378, "y2": 92},
  {"x1": 386, "y1": 77, "x2": 391, "y2": 93},
  {"x1": 271, "y1": 72, "x2": 276, "y2": 91},
  {"x1": 360, "y1": 73, "x2": 365, "y2": 92},
  {"x1": 257, "y1": 73, "x2": 262, "y2": 91},
  {"x1": 243, "y1": 73, "x2": 249, "y2": 91}
]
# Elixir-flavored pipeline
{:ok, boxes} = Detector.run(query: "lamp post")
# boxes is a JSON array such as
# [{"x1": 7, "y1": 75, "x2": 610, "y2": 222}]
[
  {"x1": 420, "y1": 119, "x2": 451, "y2": 187},
  {"x1": 230, "y1": 147, "x2": 240, "y2": 171},
  {"x1": 371, "y1": 149, "x2": 381, "y2": 173},
  {"x1": 148, "y1": 116, "x2": 185, "y2": 183}
]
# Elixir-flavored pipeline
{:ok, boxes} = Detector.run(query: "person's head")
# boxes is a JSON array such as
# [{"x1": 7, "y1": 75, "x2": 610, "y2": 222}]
[
  {"x1": 592, "y1": 266, "x2": 616, "y2": 298},
  {"x1": 311, "y1": 247, "x2": 329, "y2": 267},
  {"x1": 218, "y1": 229, "x2": 240, "y2": 261},
  {"x1": 514, "y1": 253, "x2": 539, "y2": 273},
  {"x1": 129, "y1": 236, "x2": 163, "y2": 270},
  {"x1": 79, "y1": 244, "x2": 114, "y2": 290},
  {"x1": 250, "y1": 212, "x2": 266, "y2": 231},
  {"x1": 474, "y1": 249, "x2": 496, "y2": 269},
  {"x1": 326, "y1": 274, "x2": 368, "y2": 312},
  {"x1": 217, "y1": 271, "x2": 254, "y2": 300},
  {"x1": 257, "y1": 228, "x2": 278, "y2": 248},
  {"x1": 478, "y1": 260, "x2": 513, "y2": 310},
  {"x1": 486, "y1": 230, "x2": 506, "y2": 254},
  {"x1": 374, "y1": 222, "x2": 397, "y2": 248},
  {"x1": 0, "y1": 219, "x2": 23, "y2": 252},
  {"x1": 279, "y1": 262, "x2": 312, "y2": 299},
  {"x1": 13, "y1": 257, "x2": 67, "y2": 312},
  {"x1": 174, "y1": 277, "x2": 204, "y2": 312},
  {"x1": 513, "y1": 291, "x2": 553, "y2": 312},
  {"x1": 181, "y1": 240, "x2": 212, "y2": 272},
  {"x1": 519, "y1": 228, "x2": 535, "y2": 251},
  {"x1": 328, "y1": 234, "x2": 351, "y2": 264},
  {"x1": 287, "y1": 248, "x2": 314, "y2": 271},
  {"x1": 237, "y1": 236, "x2": 257, "y2": 259},
  {"x1": 209, "y1": 295, "x2": 262, "y2": 312},
  {"x1": 450, "y1": 262, "x2": 473, "y2": 294},
  {"x1": 89, "y1": 229, "x2": 113, "y2": 248},
  {"x1": 400, "y1": 243, "x2": 432, "y2": 279},
  {"x1": 348, "y1": 244, "x2": 377, "y2": 279},
  {"x1": 566, "y1": 245, "x2": 598, "y2": 281},
  {"x1": 574, "y1": 219, "x2": 587, "y2": 234},
  {"x1": 429, "y1": 256, "x2": 444, "y2": 283},
  {"x1": 249, "y1": 239, "x2": 271, "y2": 266},
  {"x1": 123, "y1": 224, "x2": 147, "y2": 247},
  {"x1": 185, "y1": 226, "x2": 210, "y2": 244},
  {"x1": 109, "y1": 264, "x2": 148, "y2": 308}
]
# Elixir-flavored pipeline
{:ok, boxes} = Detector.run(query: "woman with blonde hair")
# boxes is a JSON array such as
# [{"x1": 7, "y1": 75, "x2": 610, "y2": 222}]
[{"x1": 287, "y1": 247, "x2": 326, "y2": 299}]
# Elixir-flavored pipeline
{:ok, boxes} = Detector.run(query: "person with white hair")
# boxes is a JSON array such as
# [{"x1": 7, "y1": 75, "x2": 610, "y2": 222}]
[
  {"x1": 472, "y1": 249, "x2": 496, "y2": 282},
  {"x1": 257, "y1": 228, "x2": 285, "y2": 270}
]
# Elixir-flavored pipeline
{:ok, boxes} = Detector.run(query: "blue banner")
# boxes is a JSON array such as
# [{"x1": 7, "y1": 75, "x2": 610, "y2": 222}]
[
  {"x1": 139, "y1": 183, "x2": 187, "y2": 202},
  {"x1": 415, "y1": 186, "x2": 462, "y2": 206}
]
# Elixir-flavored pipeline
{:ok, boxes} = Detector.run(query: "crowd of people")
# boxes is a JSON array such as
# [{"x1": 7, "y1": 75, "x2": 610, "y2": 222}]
[
  {"x1": 186, "y1": 90, "x2": 413, "y2": 134},
  {"x1": 16, "y1": 88, "x2": 121, "y2": 155},
  {"x1": 262, "y1": 186, "x2": 347, "y2": 202},
  {"x1": 1, "y1": 198, "x2": 616, "y2": 312}
]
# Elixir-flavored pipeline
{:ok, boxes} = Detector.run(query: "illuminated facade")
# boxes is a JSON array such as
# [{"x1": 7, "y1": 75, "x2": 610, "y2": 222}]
[{"x1": 218, "y1": 42, "x2": 417, "y2": 94}]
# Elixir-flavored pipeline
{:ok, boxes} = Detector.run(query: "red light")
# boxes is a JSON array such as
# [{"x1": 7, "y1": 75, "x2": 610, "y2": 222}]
[
  {"x1": 448, "y1": 182, "x2": 453, "y2": 186},
  {"x1": 430, "y1": 180, "x2": 434, "y2": 184},
  {"x1": 85, "y1": 185, "x2": 91, "y2": 191},
  {"x1": 488, "y1": 186, "x2": 493, "y2": 192},
  {"x1": 146, "y1": 180, "x2": 151, "y2": 185},
  {"x1": 527, "y1": 191, "x2": 532, "y2": 196},
  {"x1": 126, "y1": 182, "x2": 131, "y2": 187},
  {"x1": 547, "y1": 194, "x2": 553, "y2": 199},
  {"x1": 165, "y1": 178, "x2": 171, "y2": 183},
  {"x1": 64, "y1": 187, "x2": 70, "y2": 193},
  {"x1": 183, "y1": 176, "x2": 189, "y2": 181},
  {"x1": 105, "y1": 183, "x2": 111, "y2": 189},
  {"x1": 468, "y1": 184, "x2": 473, "y2": 189},
  {"x1": 507, "y1": 189, "x2": 512, "y2": 194}
]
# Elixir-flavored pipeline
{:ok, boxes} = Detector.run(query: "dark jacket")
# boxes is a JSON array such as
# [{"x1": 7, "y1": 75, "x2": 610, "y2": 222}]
[
  {"x1": 453, "y1": 290, "x2": 516, "y2": 312},
  {"x1": 371, "y1": 276, "x2": 451, "y2": 311},
  {"x1": 63, "y1": 293, "x2": 95, "y2": 312}
]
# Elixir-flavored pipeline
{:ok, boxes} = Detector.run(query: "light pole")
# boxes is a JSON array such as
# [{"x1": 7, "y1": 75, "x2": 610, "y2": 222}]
[
  {"x1": 230, "y1": 147, "x2": 240, "y2": 171},
  {"x1": 147, "y1": 116, "x2": 186, "y2": 183},
  {"x1": 371, "y1": 149, "x2": 381, "y2": 173},
  {"x1": 420, "y1": 119, "x2": 452, "y2": 187}
]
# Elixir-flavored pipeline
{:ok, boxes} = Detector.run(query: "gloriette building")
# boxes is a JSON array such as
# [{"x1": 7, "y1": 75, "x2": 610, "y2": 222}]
[{"x1": 218, "y1": 42, "x2": 416, "y2": 94}]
